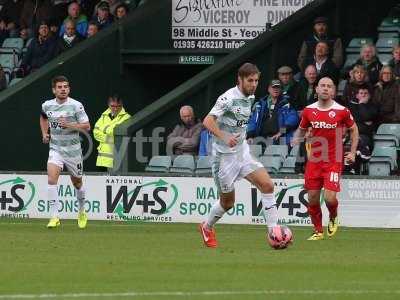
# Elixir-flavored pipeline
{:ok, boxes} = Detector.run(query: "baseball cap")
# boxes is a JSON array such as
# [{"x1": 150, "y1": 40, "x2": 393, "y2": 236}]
[
  {"x1": 98, "y1": 1, "x2": 110, "y2": 10},
  {"x1": 270, "y1": 80, "x2": 281, "y2": 88}
]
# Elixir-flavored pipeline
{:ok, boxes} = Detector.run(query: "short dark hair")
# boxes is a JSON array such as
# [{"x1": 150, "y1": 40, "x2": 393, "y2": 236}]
[
  {"x1": 108, "y1": 94, "x2": 123, "y2": 104},
  {"x1": 88, "y1": 21, "x2": 99, "y2": 28},
  {"x1": 116, "y1": 3, "x2": 129, "y2": 12},
  {"x1": 237, "y1": 63, "x2": 260, "y2": 79},
  {"x1": 52, "y1": 75, "x2": 69, "y2": 88}
]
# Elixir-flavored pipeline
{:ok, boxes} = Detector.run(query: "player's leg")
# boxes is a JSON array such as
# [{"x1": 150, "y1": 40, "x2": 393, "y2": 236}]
[
  {"x1": 323, "y1": 165, "x2": 341, "y2": 237},
  {"x1": 244, "y1": 168, "x2": 277, "y2": 231},
  {"x1": 66, "y1": 159, "x2": 88, "y2": 229},
  {"x1": 47, "y1": 162, "x2": 62, "y2": 228},
  {"x1": 304, "y1": 162, "x2": 324, "y2": 240},
  {"x1": 199, "y1": 154, "x2": 238, "y2": 248},
  {"x1": 307, "y1": 189, "x2": 324, "y2": 240},
  {"x1": 324, "y1": 189, "x2": 339, "y2": 237}
]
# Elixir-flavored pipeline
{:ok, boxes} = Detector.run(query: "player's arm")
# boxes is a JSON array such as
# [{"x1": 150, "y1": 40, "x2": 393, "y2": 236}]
[
  {"x1": 344, "y1": 123, "x2": 359, "y2": 164},
  {"x1": 291, "y1": 109, "x2": 309, "y2": 146},
  {"x1": 291, "y1": 127, "x2": 307, "y2": 146},
  {"x1": 203, "y1": 115, "x2": 238, "y2": 147},
  {"x1": 59, "y1": 120, "x2": 91, "y2": 131},
  {"x1": 39, "y1": 113, "x2": 49, "y2": 144}
]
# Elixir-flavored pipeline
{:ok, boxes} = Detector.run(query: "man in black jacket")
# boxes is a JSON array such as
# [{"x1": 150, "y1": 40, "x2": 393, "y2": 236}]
[
  {"x1": 302, "y1": 41, "x2": 339, "y2": 84},
  {"x1": 21, "y1": 21, "x2": 57, "y2": 74},
  {"x1": 56, "y1": 19, "x2": 84, "y2": 54},
  {"x1": 297, "y1": 17, "x2": 343, "y2": 71},
  {"x1": 348, "y1": 87, "x2": 377, "y2": 147}
]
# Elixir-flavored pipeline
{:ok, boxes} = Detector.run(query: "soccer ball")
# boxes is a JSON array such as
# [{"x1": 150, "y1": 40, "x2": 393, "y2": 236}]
[{"x1": 267, "y1": 225, "x2": 293, "y2": 250}]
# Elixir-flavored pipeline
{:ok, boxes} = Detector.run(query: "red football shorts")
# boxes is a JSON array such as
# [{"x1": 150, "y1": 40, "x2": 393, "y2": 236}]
[{"x1": 304, "y1": 161, "x2": 343, "y2": 192}]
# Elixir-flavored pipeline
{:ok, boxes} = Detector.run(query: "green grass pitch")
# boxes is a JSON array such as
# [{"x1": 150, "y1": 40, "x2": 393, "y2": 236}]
[{"x1": 0, "y1": 219, "x2": 399, "y2": 300}]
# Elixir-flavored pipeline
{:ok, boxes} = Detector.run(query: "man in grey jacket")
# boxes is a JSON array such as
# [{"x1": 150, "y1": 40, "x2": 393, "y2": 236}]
[{"x1": 167, "y1": 105, "x2": 202, "y2": 155}]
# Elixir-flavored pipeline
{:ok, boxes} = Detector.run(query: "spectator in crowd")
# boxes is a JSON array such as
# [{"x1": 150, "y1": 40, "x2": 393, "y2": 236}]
[
  {"x1": 115, "y1": 3, "x2": 129, "y2": 20},
  {"x1": 0, "y1": 18, "x2": 10, "y2": 46},
  {"x1": 21, "y1": 21, "x2": 56, "y2": 74},
  {"x1": 59, "y1": 2, "x2": 88, "y2": 38},
  {"x1": 0, "y1": 65, "x2": 7, "y2": 91},
  {"x1": 20, "y1": 0, "x2": 53, "y2": 33},
  {"x1": 87, "y1": 21, "x2": 99, "y2": 38},
  {"x1": 56, "y1": 20, "x2": 84, "y2": 54},
  {"x1": 348, "y1": 87, "x2": 377, "y2": 146},
  {"x1": 0, "y1": 0, "x2": 24, "y2": 37},
  {"x1": 92, "y1": 1, "x2": 114, "y2": 30},
  {"x1": 297, "y1": 65, "x2": 318, "y2": 111},
  {"x1": 372, "y1": 66, "x2": 400, "y2": 124},
  {"x1": 166, "y1": 105, "x2": 202, "y2": 156},
  {"x1": 298, "y1": 16, "x2": 343, "y2": 70},
  {"x1": 388, "y1": 45, "x2": 400, "y2": 80},
  {"x1": 302, "y1": 41, "x2": 339, "y2": 84},
  {"x1": 94, "y1": 0, "x2": 122, "y2": 17},
  {"x1": 346, "y1": 88, "x2": 377, "y2": 174},
  {"x1": 277, "y1": 66, "x2": 301, "y2": 110},
  {"x1": 198, "y1": 128, "x2": 212, "y2": 156},
  {"x1": 94, "y1": 95, "x2": 131, "y2": 171},
  {"x1": 247, "y1": 80, "x2": 299, "y2": 146},
  {"x1": 345, "y1": 44, "x2": 382, "y2": 85},
  {"x1": 342, "y1": 65, "x2": 372, "y2": 107}
]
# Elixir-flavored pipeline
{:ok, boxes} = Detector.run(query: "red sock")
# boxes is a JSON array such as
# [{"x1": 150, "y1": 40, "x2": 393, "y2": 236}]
[
  {"x1": 307, "y1": 203, "x2": 323, "y2": 233},
  {"x1": 325, "y1": 198, "x2": 338, "y2": 220}
]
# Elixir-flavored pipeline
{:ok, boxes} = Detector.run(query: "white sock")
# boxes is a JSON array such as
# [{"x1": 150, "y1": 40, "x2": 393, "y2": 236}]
[
  {"x1": 48, "y1": 185, "x2": 59, "y2": 219},
  {"x1": 75, "y1": 186, "x2": 85, "y2": 213},
  {"x1": 261, "y1": 193, "x2": 278, "y2": 230},
  {"x1": 206, "y1": 200, "x2": 226, "y2": 229}
]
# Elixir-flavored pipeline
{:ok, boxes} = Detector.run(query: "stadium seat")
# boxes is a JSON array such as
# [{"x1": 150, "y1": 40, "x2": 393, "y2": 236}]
[
  {"x1": 0, "y1": 54, "x2": 18, "y2": 70},
  {"x1": 195, "y1": 156, "x2": 212, "y2": 176},
  {"x1": 8, "y1": 78, "x2": 22, "y2": 86},
  {"x1": 337, "y1": 79, "x2": 347, "y2": 96},
  {"x1": 373, "y1": 123, "x2": 400, "y2": 147},
  {"x1": 249, "y1": 144, "x2": 263, "y2": 157},
  {"x1": 345, "y1": 38, "x2": 374, "y2": 54},
  {"x1": 259, "y1": 156, "x2": 283, "y2": 174},
  {"x1": 170, "y1": 155, "x2": 195, "y2": 174},
  {"x1": 1, "y1": 38, "x2": 24, "y2": 55},
  {"x1": 279, "y1": 156, "x2": 297, "y2": 174},
  {"x1": 343, "y1": 54, "x2": 359, "y2": 69},
  {"x1": 378, "y1": 32, "x2": 399, "y2": 39},
  {"x1": 368, "y1": 162, "x2": 391, "y2": 176},
  {"x1": 378, "y1": 53, "x2": 393, "y2": 65},
  {"x1": 376, "y1": 37, "x2": 399, "y2": 53},
  {"x1": 378, "y1": 17, "x2": 400, "y2": 33},
  {"x1": 264, "y1": 145, "x2": 288, "y2": 159},
  {"x1": 145, "y1": 155, "x2": 171, "y2": 172},
  {"x1": 4, "y1": 72, "x2": 10, "y2": 86},
  {"x1": 369, "y1": 146, "x2": 397, "y2": 170},
  {"x1": 289, "y1": 145, "x2": 300, "y2": 157}
]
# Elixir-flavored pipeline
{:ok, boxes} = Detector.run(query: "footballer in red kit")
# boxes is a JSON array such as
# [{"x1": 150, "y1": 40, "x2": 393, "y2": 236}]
[{"x1": 293, "y1": 77, "x2": 359, "y2": 241}]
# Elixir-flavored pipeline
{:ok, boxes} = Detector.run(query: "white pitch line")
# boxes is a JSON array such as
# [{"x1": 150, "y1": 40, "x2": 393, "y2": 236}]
[{"x1": 1, "y1": 290, "x2": 400, "y2": 299}]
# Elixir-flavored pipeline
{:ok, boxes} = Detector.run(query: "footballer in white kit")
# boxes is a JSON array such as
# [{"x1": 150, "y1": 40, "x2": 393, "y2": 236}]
[
  {"x1": 40, "y1": 76, "x2": 91, "y2": 229},
  {"x1": 198, "y1": 63, "x2": 280, "y2": 248}
]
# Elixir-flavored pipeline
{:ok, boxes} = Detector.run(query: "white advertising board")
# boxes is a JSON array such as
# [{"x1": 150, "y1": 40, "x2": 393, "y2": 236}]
[
  {"x1": 1, "y1": 174, "x2": 399, "y2": 228},
  {"x1": 171, "y1": 0, "x2": 313, "y2": 49}
]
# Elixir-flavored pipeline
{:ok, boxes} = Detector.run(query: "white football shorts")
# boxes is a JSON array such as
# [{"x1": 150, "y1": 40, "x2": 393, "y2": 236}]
[
  {"x1": 211, "y1": 145, "x2": 263, "y2": 193},
  {"x1": 47, "y1": 150, "x2": 83, "y2": 178}
]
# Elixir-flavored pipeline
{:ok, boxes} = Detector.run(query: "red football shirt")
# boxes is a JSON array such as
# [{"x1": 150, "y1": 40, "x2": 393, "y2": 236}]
[{"x1": 299, "y1": 101, "x2": 355, "y2": 163}]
